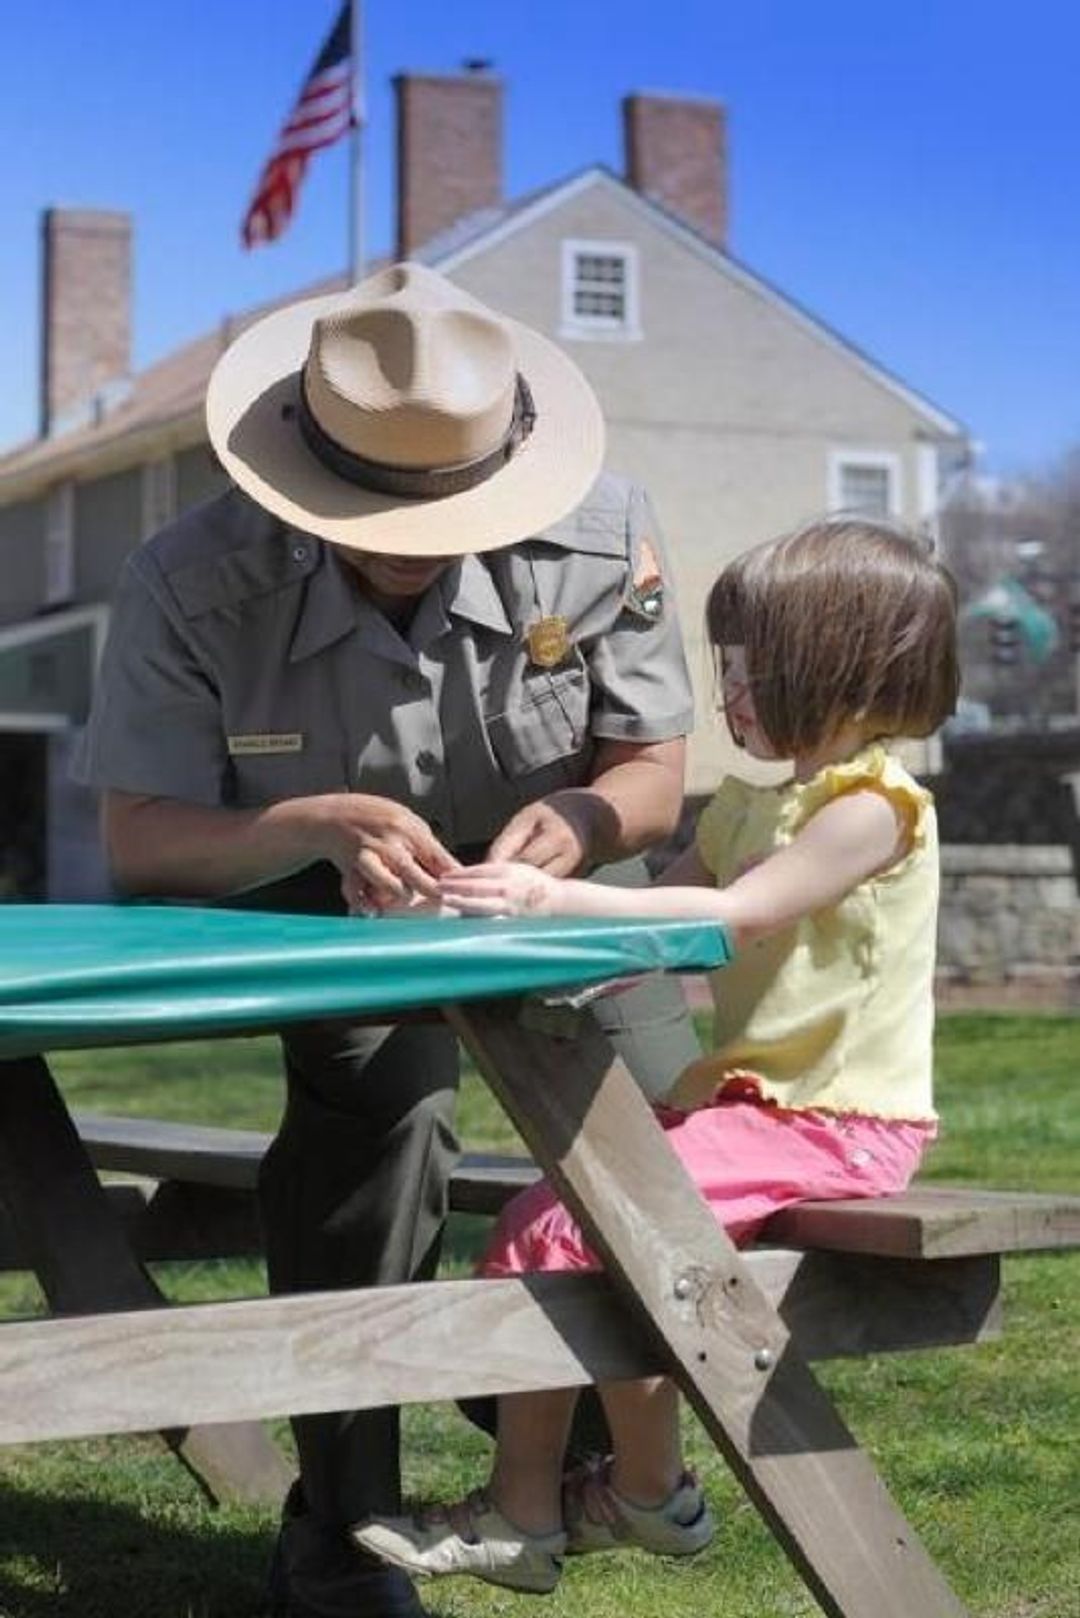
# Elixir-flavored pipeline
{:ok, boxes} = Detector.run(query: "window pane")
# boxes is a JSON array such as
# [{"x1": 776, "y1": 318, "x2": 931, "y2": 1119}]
[
  {"x1": 839, "y1": 463, "x2": 892, "y2": 516},
  {"x1": 572, "y1": 252, "x2": 628, "y2": 324},
  {"x1": 574, "y1": 289, "x2": 624, "y2": 318},
  {"x1": 578, "y1": 255, "x2": 625, "y2": 286}
]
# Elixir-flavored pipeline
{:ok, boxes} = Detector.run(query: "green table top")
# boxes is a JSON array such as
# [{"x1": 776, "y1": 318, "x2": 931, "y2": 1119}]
[{"x1": 0, "y1": 904, "x2": 730, "y2": 1058}]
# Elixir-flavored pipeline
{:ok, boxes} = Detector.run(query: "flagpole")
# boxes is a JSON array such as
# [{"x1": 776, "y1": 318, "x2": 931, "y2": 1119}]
[{"x1": 349, "y1": 0, "x2": 365, "y2": 281}]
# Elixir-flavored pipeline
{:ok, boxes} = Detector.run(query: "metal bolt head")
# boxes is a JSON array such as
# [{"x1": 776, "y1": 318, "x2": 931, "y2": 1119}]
[
  {"x1": 673, "y1": 1275, "x2": 693, "y2": 1300},
  {"x1": 754, "y1": 1347, "x2": 774, "y2": 1371}
]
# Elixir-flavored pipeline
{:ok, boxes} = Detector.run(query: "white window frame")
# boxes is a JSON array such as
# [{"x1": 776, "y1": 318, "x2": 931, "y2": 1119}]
[
  {"x1": 915, "y1": 440, "x2": 942, "y2": 550},
  {"x1": 44, "y1": 482, "x2": 75, "y2": 606},
  {"x1": 0, "y1": 602, "x2": 111, "y2": 733},
  {"x1": 827, "y1": 450, "x2": 903, "y2": 518},
  {"x1": 560, "y1": 239, "x2": 641, "y2": 341},
  {"x1": 142, "y1": 455, "x2": 177, "y2": 539}
]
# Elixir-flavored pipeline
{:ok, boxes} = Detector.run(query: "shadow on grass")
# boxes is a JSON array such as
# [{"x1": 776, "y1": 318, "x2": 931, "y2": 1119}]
[
  {"x1": 0, "y1": 1480, "x2": 460, "y2": 1618},
  {"x1": 0, "y1": 1482, "x2": 270, "y2": 1618}
]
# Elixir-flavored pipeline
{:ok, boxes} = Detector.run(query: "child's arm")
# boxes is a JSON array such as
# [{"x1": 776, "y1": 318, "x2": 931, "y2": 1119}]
[
  {"x1": 706, "y1": 787, "x2": 908, "y2": 940},
  {"x1": 438, "y1": 788, "x2": 908, "y2": 947}
]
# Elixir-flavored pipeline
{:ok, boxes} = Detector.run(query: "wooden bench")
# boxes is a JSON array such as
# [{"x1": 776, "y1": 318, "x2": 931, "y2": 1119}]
[
  {"x1": 71, "y1": 1110, "x2": 542, "y2": 1215},
  {"x1": 0, "y1": 1110, "x2": 1071, "y2": 1374},
  {"x1": 66, "y1": 1107, "x2": 1080, "y2": 1245}
]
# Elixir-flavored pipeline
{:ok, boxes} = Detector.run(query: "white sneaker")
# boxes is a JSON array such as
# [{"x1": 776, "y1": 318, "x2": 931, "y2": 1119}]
[
  {"x1": 563, "y1": 1458, "x2": 715, "y2": 1557},
  {"x1": 351, "y1": 1488, "x2": 566, "y2": 1595}
]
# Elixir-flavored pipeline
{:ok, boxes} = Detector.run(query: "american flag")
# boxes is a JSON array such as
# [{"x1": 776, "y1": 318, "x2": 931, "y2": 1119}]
[{"x1": 241, "y1": 3, "x2": 354, "y2": 248}]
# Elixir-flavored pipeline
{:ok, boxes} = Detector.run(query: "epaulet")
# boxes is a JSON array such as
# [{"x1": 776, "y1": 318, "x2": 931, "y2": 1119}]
[{"x1": 143, "y1": 491, "x2": 321, "y2": 619}]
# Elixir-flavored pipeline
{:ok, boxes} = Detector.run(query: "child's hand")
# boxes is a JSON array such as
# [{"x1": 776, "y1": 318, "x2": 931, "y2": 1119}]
[
  {"x1": 438, "y1": 861, "x2": 561, "y2": 917},
  {"x1": 377, "y1": 895, "x2": 463, "y2": 917},
  {"x1": 350, "y1": 888, "x2": 462, "y2": 918}
]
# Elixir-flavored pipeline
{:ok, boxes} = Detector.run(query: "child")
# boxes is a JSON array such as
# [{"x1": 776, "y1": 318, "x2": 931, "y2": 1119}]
[{"x1": 351, "y1": 516, "x2": 959, "y2": 1596}]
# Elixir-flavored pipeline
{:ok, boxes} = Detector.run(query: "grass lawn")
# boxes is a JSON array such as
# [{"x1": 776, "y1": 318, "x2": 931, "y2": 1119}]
[{"x1": 0, "y1": 1012, "x2": 1076, "y2": 1617}]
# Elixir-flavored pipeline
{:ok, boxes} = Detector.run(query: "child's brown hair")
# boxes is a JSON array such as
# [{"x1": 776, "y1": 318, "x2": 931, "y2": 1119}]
[{"x1": 705, "y1": 517, "x2": 959, "y2": 758}]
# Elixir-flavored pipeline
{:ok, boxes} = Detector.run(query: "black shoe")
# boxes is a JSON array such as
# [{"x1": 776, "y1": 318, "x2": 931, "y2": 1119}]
[
  {"x1": 268, "y1": 1484, "x2": 428, "y2": 1618},
  {"x1": 267, "y1": 1562, "x2": 427, "y2": 1618}
]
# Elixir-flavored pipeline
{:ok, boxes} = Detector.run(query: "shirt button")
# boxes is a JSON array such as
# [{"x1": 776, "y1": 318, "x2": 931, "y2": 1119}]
[
  {"x1": 292, "y1": 544, "x2": 309, "y2": 565},
  {"x1": 415, "y1": 749, "x2": 440, "y2": 774}
]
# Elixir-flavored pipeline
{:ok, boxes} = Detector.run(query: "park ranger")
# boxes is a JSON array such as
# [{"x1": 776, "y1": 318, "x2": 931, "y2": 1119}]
[{"x1": 76, "y1": 262, "x2": 701, "y2": 1618}]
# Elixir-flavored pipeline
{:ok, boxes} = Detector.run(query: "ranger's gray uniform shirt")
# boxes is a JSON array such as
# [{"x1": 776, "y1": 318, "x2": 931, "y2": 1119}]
[{"x1": 77, "y1": 474, "x2": 694, "y2": 853}]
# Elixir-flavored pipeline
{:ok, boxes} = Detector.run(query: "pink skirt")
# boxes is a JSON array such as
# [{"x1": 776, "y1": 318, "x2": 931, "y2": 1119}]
[{"x1": 479, "y1": 1091, "x2": 936, "y2": 1277}]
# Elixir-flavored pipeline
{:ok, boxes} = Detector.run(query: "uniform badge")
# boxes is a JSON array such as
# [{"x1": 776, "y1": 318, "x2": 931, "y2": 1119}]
[
  {"x1": 626, "y1": 536, "x2": 664, "y2": 620},
  {"x1": 526, "y1": 615, "x2": 571, "y2": 669}
]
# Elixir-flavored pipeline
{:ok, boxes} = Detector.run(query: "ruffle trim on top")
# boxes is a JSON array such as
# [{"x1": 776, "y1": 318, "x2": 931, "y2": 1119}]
[
  {"x1": 776, "y1": 743, "x2": 931, "y2": 856},
  {"x1": 666, "y1": 1053, "x2": 939, "y2": 1123}
]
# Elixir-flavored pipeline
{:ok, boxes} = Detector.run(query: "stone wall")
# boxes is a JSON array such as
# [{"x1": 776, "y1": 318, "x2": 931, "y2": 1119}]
[
  {"x1": 937, "y1": 843, "x2": 1080, "y2": 1007},
  {"x1": 926, "y1": 735, "x2": 1080, "y2": 1005}
]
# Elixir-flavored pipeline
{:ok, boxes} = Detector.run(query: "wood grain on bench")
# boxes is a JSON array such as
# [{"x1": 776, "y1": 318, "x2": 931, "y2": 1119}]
[
  {"x1": 0, "y1": 1244, "x2": 1007, "y2": 1448},
  {"x1": 71, "y1": 1111, "x2": 540, "y2": 1213},
  {"x1": 766, "y1": 1184, "x2": 1080, "y2": 1258},
  {"x1": 70, "y1": 1111, "x2": 1080, "y2": 1256}
]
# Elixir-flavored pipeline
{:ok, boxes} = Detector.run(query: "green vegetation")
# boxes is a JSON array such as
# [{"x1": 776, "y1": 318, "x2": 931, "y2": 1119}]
[{"x1": 0, "y1": 1013, "x2": 1076, "y2": 1616}]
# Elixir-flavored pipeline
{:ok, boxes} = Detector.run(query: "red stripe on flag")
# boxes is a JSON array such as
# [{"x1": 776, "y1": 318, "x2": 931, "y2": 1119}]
[
  {"x1": 283, "y1": 100, "x2": 352, "y2": 141},
  {"x1": 241, "y1": 4, "x2": 353, "y2": 249}
]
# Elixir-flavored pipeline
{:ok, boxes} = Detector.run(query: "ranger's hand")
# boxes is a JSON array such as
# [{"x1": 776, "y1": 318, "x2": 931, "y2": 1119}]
[
  {"x1": 309, "y1": 793, "x2": 460, "y2": 914},
  {"x1": 99, "y1": 790, "x2": 461, "y2": 909},
  {"x1": 486, "y1": 791, "x2": 600, "y2": 878}
]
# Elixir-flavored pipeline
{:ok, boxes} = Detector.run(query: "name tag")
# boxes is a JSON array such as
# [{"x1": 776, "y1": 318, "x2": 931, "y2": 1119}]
[{"x1": 227, "y1": 733, "x2": 305, "y2": 756}]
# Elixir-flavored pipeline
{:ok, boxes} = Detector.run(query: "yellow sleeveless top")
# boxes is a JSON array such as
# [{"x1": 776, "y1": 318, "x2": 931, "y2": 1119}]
[{"x1": 670, "y1": 745, "x2": 938, "y2": 1121}]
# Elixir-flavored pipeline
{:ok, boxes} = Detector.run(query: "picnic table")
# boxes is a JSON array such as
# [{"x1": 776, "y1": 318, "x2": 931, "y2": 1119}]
[{"x1": 0, "y1": 902, "x2": 1070, "y2": 1617}]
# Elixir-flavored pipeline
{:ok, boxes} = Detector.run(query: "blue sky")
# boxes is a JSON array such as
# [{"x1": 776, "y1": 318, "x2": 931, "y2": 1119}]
[{"x1": 1, "y1": 0, "x2": 1077, "y2": 474}]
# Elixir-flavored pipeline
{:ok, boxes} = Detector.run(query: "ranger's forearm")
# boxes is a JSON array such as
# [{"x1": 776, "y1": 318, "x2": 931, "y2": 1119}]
[
  {"x1": 101, "y1": 791, "x2": 331, "y2": 897},
  {"x1": 573, "y1": 737, "x2": 686, "y2": 864}
]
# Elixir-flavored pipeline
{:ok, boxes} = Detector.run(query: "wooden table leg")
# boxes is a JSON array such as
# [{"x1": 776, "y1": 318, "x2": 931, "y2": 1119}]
[
  {"x1": 449, "y1": 1001, "x2": 970, "y2": 1618},
  {"x1": 0, "y1": 1056, "x2": 290, "y2": 1506}
]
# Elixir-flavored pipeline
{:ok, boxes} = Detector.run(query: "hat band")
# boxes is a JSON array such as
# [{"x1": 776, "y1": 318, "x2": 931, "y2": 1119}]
[{"x1": 296, "y1": 374, "x2": 537, "y2": 500}]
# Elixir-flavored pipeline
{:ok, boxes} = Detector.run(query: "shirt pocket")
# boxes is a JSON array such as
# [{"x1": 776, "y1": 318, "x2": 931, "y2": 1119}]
[
  {"x1": 485, "y1": 667, "x2": 590, "y2": 782},
  {"x1": 227, "y1": 746, "x2": 347, "y2": 808}
]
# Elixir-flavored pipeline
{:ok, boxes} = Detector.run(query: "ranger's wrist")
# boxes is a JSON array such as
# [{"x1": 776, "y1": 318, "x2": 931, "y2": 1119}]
[{"x1": 544, "y1": 789, "x2": 613, "y2": 871}]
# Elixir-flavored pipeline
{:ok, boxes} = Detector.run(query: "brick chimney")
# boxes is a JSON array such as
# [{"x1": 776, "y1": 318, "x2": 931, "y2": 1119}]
[
  {"x1": 623, "y1": 93, "x2": 727, "y2": 247},
  {"x1": 40, "y1": 208, "x2": 132, "y2": 438},
  {"x1": 394, "y1": 68, "x2": 503, "y2": 258}
]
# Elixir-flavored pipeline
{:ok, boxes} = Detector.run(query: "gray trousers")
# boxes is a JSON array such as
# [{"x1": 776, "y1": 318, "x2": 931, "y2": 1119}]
[{"x1": 251, "y1": 858, "x2": 702, "y2": 1531}]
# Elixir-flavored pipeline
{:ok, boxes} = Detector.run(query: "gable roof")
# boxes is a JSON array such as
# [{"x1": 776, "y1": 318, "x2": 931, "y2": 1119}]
[
  {"x1": 430, "y1": 167, "x2": 966, "y2": 438},
  {"x1": 0, "y1": 166, "x2": 964, "y2": 504}
]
